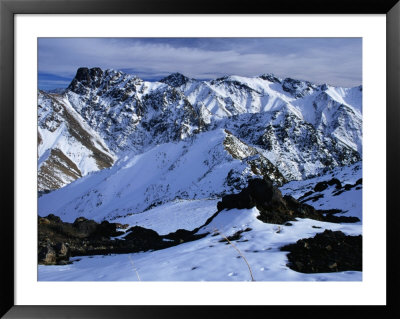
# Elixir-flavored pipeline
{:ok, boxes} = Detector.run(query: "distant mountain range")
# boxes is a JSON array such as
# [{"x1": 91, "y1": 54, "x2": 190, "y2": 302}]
[{"x1": 38, "y1": 67, "x2": 361, "y2": 192}]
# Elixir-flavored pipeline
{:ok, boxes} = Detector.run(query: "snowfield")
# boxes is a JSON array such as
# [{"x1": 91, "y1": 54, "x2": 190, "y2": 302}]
[
  {"x1": 38, "y1": 162, "x2": 362, "y2": 281},
  {"x1": 38, "y1": 206, "x2": 361, "y2": 281},
  {"x1": 112, "y1": 199, "x2": 219, "y2": 235},
  {"x1": 38, "y1": 129, "x2": 280, "y2": 222},
  {"x1": 280, "y1": 162, "x2": 362, "y2": 221}
]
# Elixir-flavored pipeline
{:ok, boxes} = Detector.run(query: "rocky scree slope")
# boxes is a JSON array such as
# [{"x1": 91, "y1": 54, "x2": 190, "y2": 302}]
[{"x1": 38, "y1": 90, "x2": 115, "y2": 191}]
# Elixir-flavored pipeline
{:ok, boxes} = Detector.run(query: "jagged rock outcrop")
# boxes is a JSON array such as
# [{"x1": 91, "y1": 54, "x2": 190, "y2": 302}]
[
  {"x1": 63, "y1": 68, "x2": 205, "y2": 154},
  {"x1": 160, "y1": 72, "x2": 190, "y2": 87},
  {"x1": 282, "y1": 77, "x2": 317, "y2": 98},
  {"x1": 216, "y1": 178, "x2": 360, "y2": 224}
]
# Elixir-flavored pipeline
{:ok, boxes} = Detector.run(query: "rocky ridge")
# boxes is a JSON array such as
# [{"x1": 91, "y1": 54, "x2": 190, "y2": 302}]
[
  {"x1": 39, "y1": 67, "x2": 362, "y2": 190},
  {"x1": 38, "y1": 91, "x2": 115, "y2": 190}
]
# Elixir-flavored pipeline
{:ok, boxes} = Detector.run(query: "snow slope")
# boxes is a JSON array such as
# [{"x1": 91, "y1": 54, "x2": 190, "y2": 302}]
[
  {"x1": 38, "y1": 91, "x2": 115, "y2": 190},
  {"x1": 280, "y1": 162, "x2": 362, "y2": 221},
  {"x1": 111, "y1": 199, "x2": 219, "y2": 235},
  {"x1": 38, "y1": 129, "x2": 284, "y2": 222},
  {"x1": 38, "y1": 162, "x2": 362, "y2": 281}
]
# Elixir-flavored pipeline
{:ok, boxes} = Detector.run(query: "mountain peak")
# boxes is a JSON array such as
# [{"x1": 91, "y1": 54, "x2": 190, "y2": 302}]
[
  {"x1": 67, "y1": 67, "x2": 105, "y2": 93},
  {"x1": 282, "y1": 77, "x2": 316, "y2": 98},
  {"x1": 74, "y1": 67, "x2": 103, "y2": 82},
  {"x1": 259, "y1": 73, "x2": 282, "y2": 83},
  {"x1": 160, "y1": 73, "x2": 190, "y2": 87}
]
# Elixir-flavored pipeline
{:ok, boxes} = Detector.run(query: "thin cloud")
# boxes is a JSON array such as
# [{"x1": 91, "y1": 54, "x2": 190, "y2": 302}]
[{"x1": 38, "y1": 38, "x2": 362, "y2": 89}]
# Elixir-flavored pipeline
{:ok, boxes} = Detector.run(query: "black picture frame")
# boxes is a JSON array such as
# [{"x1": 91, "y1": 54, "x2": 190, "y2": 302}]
[{"x1": 1, "y1": 0, "x2": 399, "y2": 318}]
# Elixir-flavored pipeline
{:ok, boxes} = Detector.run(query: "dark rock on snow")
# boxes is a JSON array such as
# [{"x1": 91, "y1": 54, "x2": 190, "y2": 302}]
[
  {"x1": 39, "y1": 177, "x2": 359, "y2": 266},
  {"x1": 314, "y1": 178, "x2": 342, "y2": 192},
  {"x1": 160, "y1": 73, "x2": 190, "y2": 87},
  {"x1": 280, "y1": 230, "x2": 362, "y2": 273},
  {"x1": 217, "y1": 178, "x2": 360, "y2": 224},
  {"x1": 38, "y1": 215, "x2": 207, "y2": 265}
]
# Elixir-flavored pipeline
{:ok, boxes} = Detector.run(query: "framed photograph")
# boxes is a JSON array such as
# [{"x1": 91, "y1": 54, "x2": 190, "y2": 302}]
[{"x1": 1, "y1": 0, "x2": 399, "y2": 317}]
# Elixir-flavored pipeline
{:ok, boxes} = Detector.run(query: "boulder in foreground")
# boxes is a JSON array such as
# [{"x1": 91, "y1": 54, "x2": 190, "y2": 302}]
[
  {"x1": 217, "y1": 178, "x2": 360, "y2": 224},
  {"x1": 280, "y1": 230, "x2": 362, "y2": 273}
]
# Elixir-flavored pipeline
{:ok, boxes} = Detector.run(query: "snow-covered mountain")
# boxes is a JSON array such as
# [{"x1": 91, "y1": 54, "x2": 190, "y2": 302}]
[
  {"x1": 37, "y1": 67, "x2": 363, "y2": 281},
  {"x1": 178, "y1": 74, "x2": 361, "y2": 179},
  {"x1": 38, "y1": 67, "x2": 362, "y2": 190},
  {"x1": 38, "y1": 91, "x2": 115, "y2": 191},
  {"x1": 38, "y1": 129, "x2": 285, "y2": 222},
  {"x1": 65, "y1": 68, "x2": 204, "y2": 154}
]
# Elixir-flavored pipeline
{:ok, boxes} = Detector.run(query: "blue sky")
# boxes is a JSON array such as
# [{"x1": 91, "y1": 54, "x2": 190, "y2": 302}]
[{"x1": 38, "y1": 38, "x2": 362, "y2": 90}]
